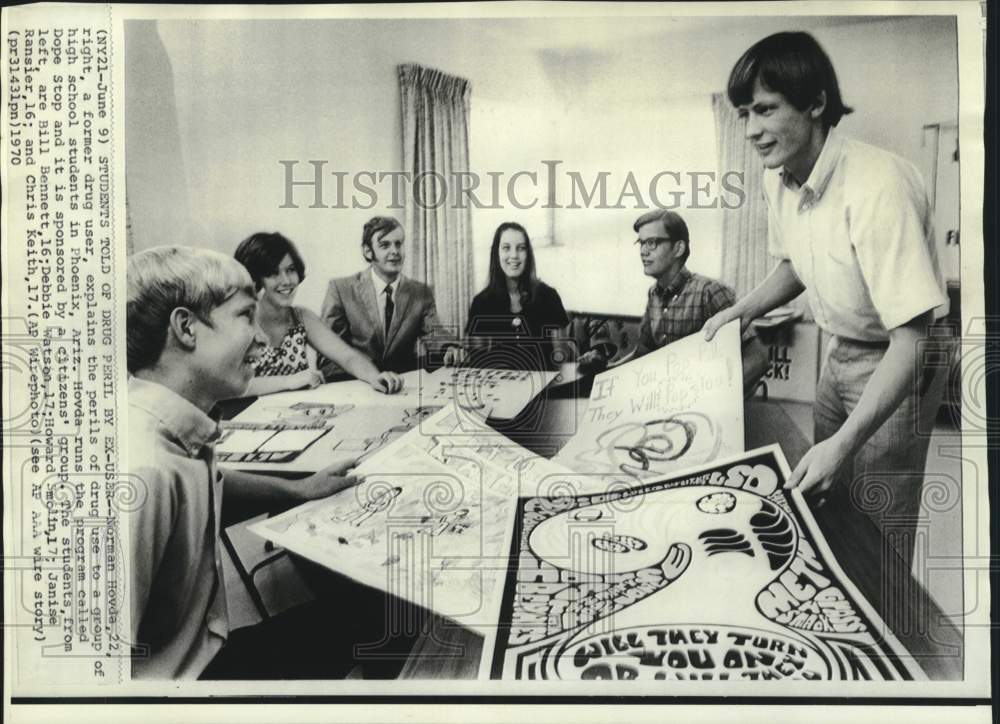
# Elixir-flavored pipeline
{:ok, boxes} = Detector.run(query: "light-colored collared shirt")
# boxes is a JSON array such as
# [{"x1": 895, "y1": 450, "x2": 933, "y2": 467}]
[
  {"x1": 127, "y1": 377, "x2": 229, "y2": 679},
  {"x1": 369, "y1": 267, "x2": 401, "y2": 332},
  {"x1": 763, "y1": 126, "x2": 947, "y2": 341}
]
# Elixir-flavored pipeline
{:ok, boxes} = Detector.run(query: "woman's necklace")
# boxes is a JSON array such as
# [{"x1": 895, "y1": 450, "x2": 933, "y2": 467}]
[{"x1": 509, "y1": 290, "x2": 523, "y2": 333}]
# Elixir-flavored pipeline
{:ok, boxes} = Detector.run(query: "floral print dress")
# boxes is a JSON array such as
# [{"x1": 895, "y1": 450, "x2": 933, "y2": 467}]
[{"x1": 253, "y1": 307, "x2": 311, "y2": 377}]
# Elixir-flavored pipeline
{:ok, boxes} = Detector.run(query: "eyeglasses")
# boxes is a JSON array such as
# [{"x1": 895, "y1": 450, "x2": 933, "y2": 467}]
[{"x1": 634, "y1": 237, "x2": 675, "y2": 252}]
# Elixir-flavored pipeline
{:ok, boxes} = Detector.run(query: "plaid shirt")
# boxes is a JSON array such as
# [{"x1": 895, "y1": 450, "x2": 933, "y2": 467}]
[{"x1": 636, "y1": 267, "x2": 736, "y2": 355}]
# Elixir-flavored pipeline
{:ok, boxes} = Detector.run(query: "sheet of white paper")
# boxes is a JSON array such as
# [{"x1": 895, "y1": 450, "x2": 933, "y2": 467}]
[
  {"x1": 253, "y1": 404, "x2": 578, "y2": 631},
  {"x1": 219, "y1": 391, "x2": 443, "y2": 472},
  {"x1": 220, "y1": 368, "x2": 557, "y2": 472},
  {"x1": 553, "y1": 321, "x2": 744, "y2": 490},
  {"x1": 414, "y1": 366, "x2": 560, "y2": 420},
  {"x1": 249, "y1": 446, "x2": 544, "y2": 633}
]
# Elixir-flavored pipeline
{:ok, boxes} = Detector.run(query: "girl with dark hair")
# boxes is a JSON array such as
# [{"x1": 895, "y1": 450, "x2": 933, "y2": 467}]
[
  {"x1": 465, "y1": 222, "x2": 570, "y2": 371},
  {"x1": 234, "y1": 232, "x2": 403, "y2": 395}
]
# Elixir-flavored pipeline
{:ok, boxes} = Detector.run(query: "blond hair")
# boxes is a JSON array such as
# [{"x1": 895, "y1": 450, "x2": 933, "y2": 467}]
[{"x1": 127, "y1": 246, "x2": 254, "y2": 373}]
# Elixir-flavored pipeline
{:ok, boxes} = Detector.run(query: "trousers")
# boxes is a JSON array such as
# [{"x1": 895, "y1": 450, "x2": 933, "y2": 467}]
[{"x1": 812, "y1": 333, "x2": 953, "y2": 577}]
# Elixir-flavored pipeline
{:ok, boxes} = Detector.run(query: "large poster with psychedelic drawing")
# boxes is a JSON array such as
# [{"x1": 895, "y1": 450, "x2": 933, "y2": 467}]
[{"x1": 486, "y1": 446, "x2": 925, "y2": 681}]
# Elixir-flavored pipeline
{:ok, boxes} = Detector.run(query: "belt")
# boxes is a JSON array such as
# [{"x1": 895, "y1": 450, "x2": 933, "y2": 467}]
[{"x1": 834, "y1": 336, "x2": 890, "y2": 350}]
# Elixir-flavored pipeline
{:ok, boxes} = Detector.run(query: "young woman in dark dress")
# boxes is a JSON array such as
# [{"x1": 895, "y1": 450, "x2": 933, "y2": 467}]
[{"x1": 465, "y1": 222, "x2": 570, "y2": 371}]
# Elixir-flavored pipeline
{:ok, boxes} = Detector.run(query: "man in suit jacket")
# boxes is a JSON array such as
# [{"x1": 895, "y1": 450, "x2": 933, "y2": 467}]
[{"x1": 319, "y1": 216, "x2": 462, "y2": 379}]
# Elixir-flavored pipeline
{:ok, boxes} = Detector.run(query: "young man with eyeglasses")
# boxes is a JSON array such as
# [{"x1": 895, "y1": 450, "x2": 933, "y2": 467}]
[
  {"x1": 632, "y1": 209, "x2": 740, "y2": 355},
  {"x1": 578, "y1": 209, "x2": 767, "y2": 393}
]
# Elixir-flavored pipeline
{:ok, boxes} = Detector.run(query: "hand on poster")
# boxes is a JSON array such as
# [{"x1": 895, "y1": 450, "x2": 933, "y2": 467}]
[
  {"x1": 298, "y1": 457, "x2": 364, "y2": 501},
  {"x1": 784, "y1": 435, "x2": 851, "y2": 501},
  {"x1": 702, "y1": 305, "x2": 746, "y2": 341},
  {"x1": 369, "y1": 370, "x2": 405, "y2": 394}
]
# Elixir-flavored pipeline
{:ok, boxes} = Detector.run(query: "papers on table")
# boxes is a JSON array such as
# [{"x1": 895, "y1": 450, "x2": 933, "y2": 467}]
[
  {"x1": 413, "y1": 366, "x2": 560, "y2": 420},
  {"x1": 219, "y1": 366, "x2": 558, "y2": 473},
  {"x1": 218, "y1": 398, "x2": 443, "y2": 473},
  {"x1": 242, "y1": 329, "x2": 746, "y2": 633},
  {"x1": 250, "y1": 406, "x2": 576, "y2": 633}
]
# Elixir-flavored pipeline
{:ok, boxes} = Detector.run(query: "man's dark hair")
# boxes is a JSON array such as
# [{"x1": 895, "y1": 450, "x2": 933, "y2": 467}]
[
  {"x1": 633, "y1": 209, "x2": 690, "y2": 264},
  {"x1": 727, "y1": 31, "x2": 853, "y2": 129}
]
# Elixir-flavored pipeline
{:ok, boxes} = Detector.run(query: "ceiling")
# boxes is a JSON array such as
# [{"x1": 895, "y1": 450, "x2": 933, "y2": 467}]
[{"x1": 469, "y1": 13, "x2": 886, "y2": 53}]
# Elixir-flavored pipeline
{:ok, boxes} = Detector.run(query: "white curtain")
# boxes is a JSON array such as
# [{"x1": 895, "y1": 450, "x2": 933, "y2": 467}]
[
  {"x1": 398, "y1": 64, "x2": 474, "y2": 333},
  {"x1": 712, "y1": 93, "x2": 772, "y2": 298}
]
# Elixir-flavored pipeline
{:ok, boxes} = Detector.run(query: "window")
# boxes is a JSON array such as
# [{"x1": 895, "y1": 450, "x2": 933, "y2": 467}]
[{"x1": 471, "y1": 94, "x2": 720, "y2": 315}]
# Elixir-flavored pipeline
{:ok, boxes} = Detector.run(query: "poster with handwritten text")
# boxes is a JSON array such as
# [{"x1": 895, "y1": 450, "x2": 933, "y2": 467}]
[{"x1": 552, "y1": 321, "x2": 744, "y2": 488}]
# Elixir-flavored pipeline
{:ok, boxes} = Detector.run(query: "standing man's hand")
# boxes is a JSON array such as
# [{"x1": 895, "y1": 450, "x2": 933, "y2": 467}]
[
  {"x1": 784, "y1": 436, "x2": 852, "y2": 500},
  {"x1": 703, "y1": 307, "x2": 743, "y2": 342},
  {"x1": 576, "y1": 349, "x2": 607, "y2": 374}
]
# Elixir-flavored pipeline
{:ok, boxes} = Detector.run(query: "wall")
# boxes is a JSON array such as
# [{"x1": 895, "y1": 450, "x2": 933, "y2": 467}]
[
  {"x1": 123, "y1": 21, "x2": 193, "y2": 259},
  {"x1": 125, "y1": 19, "x2": 559, "y2": 310},
  {"x1": 534, "y1": 95, "x2": 721, "y2": 315},
  {"x1": 125, "y1": 14, "x2": 959, "y2": 314},
  {"x1": 815, "y1": 15, "x2": 959, "y2": 168},
  {"x1": 524, "y1": 14, "x2": 959, "y2": 313}
]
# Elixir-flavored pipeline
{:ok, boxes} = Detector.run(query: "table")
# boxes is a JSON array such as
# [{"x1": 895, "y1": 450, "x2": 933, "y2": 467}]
[{"x1": 223, "y1": 383, "x2": 963, "y2": 681}]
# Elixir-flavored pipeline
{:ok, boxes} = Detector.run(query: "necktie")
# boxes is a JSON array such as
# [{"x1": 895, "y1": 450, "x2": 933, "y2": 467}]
[{"x1": 384, "y1": 284, "x2": 394, "y2": 337}]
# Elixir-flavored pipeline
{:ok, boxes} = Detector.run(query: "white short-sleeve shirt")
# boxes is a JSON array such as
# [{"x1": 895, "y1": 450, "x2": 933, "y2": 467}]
[{"x1": 764, "y1": 126, "x2": 947, "y2": 341}]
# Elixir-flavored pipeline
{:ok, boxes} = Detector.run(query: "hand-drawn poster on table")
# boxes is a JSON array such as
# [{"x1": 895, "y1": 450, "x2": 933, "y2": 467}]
[
  {"x1": 354, "y1": 403, "x2": 574, "y2": 499},
  {"x1": 553, "y1": 320, "x2": 744, "y2": 485},
  {"x1": 215, "y1": 372, "x2": 431, "y2": 466},
  {"x1": 416, "y1": 366, "x2": 560, "y2": 420},
  {"x1": 217, "y1": 367, "x2": 557, "y2": 472},
  {"x1": 485, "y1": 446, "x2": 926, "y2": 682},
  {"x1": 249, "y1": 405, "x2": 577, "y2": 633},
  {"x1": 218, "y1": 395, "x2": 442, "y2": 472}
]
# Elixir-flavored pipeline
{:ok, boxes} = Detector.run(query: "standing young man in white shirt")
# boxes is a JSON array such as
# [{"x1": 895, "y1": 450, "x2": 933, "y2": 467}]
[{"x1": 704, "y1": 32, "x2": 951, "y2": 575}]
